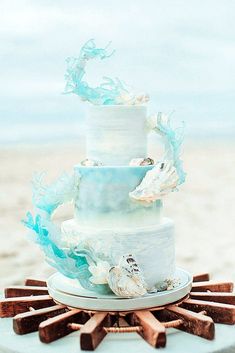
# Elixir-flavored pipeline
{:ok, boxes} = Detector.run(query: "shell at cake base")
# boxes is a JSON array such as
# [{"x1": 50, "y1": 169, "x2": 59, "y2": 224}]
[
  {"x1": 61, "y1": 217, "x2": 175, "y2": 293},
  {"x1": 47, "y1": 268, "x2": 192, "y2": 311}
]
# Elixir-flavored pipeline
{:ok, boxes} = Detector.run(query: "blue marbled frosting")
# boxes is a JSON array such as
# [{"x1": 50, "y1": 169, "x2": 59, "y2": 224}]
[{"x1": 74, "y1": 165, "x2": 162, "y2": 228}]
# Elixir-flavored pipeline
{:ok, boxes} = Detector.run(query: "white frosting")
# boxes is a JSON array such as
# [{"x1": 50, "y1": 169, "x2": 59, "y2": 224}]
[
  {"x1": 86, "y1": 105, "x2": 148, "y2": 165},
  {"x1": 61, "y1": 218, "x2": 175, "y2": 289}
]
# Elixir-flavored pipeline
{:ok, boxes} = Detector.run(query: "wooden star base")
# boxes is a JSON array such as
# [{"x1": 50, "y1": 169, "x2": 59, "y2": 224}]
[{"x1": 0, "y1": 273, "x2": 235, "y2": 350}]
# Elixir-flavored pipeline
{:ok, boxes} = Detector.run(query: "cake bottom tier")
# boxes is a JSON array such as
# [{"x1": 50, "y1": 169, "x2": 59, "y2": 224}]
[{"x1": 61, "y1": 218, "x2": 175, "y2": 290}]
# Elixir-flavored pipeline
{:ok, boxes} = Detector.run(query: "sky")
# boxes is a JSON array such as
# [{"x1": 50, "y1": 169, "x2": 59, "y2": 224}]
[{"x1": 0, "y1": 0, "x2": 235, "y2": 142}]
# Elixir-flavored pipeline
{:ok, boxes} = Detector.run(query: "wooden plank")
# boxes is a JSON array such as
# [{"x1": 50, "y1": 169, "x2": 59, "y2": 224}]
[
  {"x1": 0, "y1": 295, "x2": 55, "y2": 318},
  {"x1": 5, "y1": 286, "x2": 48, "y2": 298},
  {"x1": 80, "y1": 312, "x2": 114, "y2": 351},
  {"x1": 193, "y1": 273, "x2": 210, "y2": 282},
  {"x1": 181, "y1": 298, "x2": 235, "y2": 325},
  {"x1": 190, "y1": 291, "x2": 235, "y2": 305},
  {"x1": 191, "y1": 280, "x2": 233, "y2": 293},
  {"x1": 25, "y1": 279, "x2": 47, "y2": 287},
  {"x1": 13, "y1": 304, "x2": 67, "y2": 334},
  {"x1": 161, "y1": 305, "x2": 214, "y2": 340},
  {"x1": 130, "y1": 310, "x2": 166, "y2": 348},
  {"x1": 39, "y1": 309, "x2": 90, "y2": 343}
]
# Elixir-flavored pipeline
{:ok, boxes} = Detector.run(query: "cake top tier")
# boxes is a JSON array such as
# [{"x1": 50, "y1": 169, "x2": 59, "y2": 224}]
[{"x1": 86, "y1": 105, "x2": 148, "y2": 165}]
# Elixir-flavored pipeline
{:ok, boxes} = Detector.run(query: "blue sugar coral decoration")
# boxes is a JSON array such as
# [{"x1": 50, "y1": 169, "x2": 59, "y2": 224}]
[
  {"x1": 32, "y1": 172, "x2": 80, "y2": 215},
  {"x1": 23, "y1": 172, "x2": 111, "y2": 294},
  {"x1": 64, "y1": 39, "x2": 129, "y2": 105},
  {"x1": 154, "y1": 113, "x2": 186, "y2": 185}
]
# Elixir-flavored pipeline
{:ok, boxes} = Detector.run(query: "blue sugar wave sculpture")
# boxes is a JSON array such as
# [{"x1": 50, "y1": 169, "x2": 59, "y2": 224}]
[
  {"x1": 64, "y1": 39, "x2": 149, "y2": 105},
  {"x1": 154, "y1": 113, "x2": 186, "y2": 185},
  {"x1": 64, "y1": 39, "x2": 129, "y2": 105},
  {"x1": 23, "y1": 173, "x2": 112, "y2": 294}
]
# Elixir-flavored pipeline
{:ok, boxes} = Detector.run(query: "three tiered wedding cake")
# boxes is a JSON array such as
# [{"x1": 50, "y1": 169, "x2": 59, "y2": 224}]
[{"x1": 24, "y1": 40, "x2": 186, "y2": 298}]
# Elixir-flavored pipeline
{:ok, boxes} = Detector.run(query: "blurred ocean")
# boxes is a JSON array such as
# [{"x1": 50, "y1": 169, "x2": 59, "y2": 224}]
[
  {"x1": 1, "y1": 116, "x2": 235, "y2": 145},
  {"x1": 0, "y1": 0, "x2": 234, "y2": 144},
  {"x1": 1, "y1": 119, "x2": 234, "y2": 145},
  {"x1": 1, "y1": 91, "x2": 234, "y2": 144}
]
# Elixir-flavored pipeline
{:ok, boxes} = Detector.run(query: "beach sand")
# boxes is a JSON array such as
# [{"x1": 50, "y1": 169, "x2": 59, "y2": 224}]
[{"x1": 0, "y1": 140, "x2": 235, "y2": 289}]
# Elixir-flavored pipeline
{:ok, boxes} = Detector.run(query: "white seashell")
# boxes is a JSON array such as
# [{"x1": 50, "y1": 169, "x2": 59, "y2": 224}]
[
  {"x1": 155, "y1": 277, "x2": 181, "y2": 292},
  {"x1": 129, "y1": 160, "x2": 179, "y2": 203},
  {"x1": 146, "y1": 112, "x2": 169, "y2": 132},
  {"x1": 133, "y1": 94, "x2": 150, "y2": 105},
  {"x1": 129, "y1": 158, "x2": 155, "y2": 166},
  {"x1": 80, "y1": 159, "x2": 103, "y2": 167},
  {"x1": 117, "y1": 93, "x2": 149, "y2": 106},
  {"x1": 89, "y1": 260, "x2": 110, "y2": 284},
  {"x1": 107, "y1": 254, "x2": 147, "y2": 297}
]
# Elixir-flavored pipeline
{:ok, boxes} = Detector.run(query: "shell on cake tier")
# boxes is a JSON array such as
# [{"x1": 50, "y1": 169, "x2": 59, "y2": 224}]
[{"x1": 24, "y1": 103, "x2": 185, "y2": 298}]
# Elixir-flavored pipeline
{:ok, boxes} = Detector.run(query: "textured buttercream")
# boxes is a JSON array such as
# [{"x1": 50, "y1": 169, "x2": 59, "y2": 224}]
[
  {"x1": 61, "y1": 218, "x2": 175, "y2": 289},
  {"x1": 86, "y1": 105, "x2": 148, "y2": 165}
]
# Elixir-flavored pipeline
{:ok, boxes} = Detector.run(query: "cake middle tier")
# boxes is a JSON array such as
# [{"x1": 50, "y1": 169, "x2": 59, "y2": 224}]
[{"x1": 74, "y1": 165, "x2": 162, "y2": 228}]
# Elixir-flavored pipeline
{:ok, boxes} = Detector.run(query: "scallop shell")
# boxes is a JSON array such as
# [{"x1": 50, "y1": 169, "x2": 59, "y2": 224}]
[
  {"x1": 107, "y1": 254, "x2": 147, "y2": 298},
  {"x1": 129, "y1": 160, "x2": 179, "y2": 202}
]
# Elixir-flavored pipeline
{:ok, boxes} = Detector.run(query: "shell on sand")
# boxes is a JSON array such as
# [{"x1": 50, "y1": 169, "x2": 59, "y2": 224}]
[{"x1": 107, "y1": 254, "x2": 147, "y2": 298}]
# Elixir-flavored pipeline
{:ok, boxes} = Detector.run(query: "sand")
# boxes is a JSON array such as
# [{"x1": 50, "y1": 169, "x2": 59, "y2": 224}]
[{"x1": 0, "y1": 140, "x2": 235, "y2": 290}]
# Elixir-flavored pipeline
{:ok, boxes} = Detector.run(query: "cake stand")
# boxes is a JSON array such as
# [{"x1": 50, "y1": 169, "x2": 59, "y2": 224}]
[
  {"x1": 1, "y1": 271, "x2": 235, "y2": 351},
  {"x1": 47, "y1": 268, "x2": 192, "y2": 311}
]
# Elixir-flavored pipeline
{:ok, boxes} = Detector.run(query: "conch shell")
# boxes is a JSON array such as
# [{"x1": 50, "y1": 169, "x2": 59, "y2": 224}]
[
  {"x1": 129, "y1": 160, "x2": 179, "y2": 203},
  {"x1": 107, "y1": 254, "x2": 147, "y2": 297}
]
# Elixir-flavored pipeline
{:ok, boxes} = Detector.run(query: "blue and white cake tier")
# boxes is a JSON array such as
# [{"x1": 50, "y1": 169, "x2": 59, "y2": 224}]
[
  {"x1": 61, "y1": 218, "x2": 175, "y2": 290},
  {"x1": 74, "y1": 165, "x2": 162, "y2": 228}
]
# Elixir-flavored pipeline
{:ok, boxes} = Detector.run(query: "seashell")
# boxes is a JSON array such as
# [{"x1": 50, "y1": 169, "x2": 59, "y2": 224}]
[
  {"x1": 147, "y1": 112, "x2": 170, "y2": 132},
  {"x1": 88, "y1": 260, "x2": 110, "y2": 285},
  {"x1": 133, "y1": 94, "x2": 150, "y2": 105},
  {"x1": 140, "y1": 158, "x2": 155, "y2": 166},
  {"x1": 129, "y1": 160, "x2": 179, "y2": 202},
  {"x1": 155, "y1": 277, "x2": 181, "y2": 292},
  {"x1": 80, "y1": 159, "x2": 103, "y2": 167},
  {"x1": 129, "y1": 157, "x2": 155, "y2": 166},
  {"x1": 118, "y1": 93, "x2": 149, "y2": 106},
  {"x1": 154, "y1": 281, "x2": 168, "y2": 292},
  {"x1": 165, "y1": 277, "x2": 181, "y2": 290},
  {"x1": 107, "y1": 254, "x2": 147, "y2": 297}
]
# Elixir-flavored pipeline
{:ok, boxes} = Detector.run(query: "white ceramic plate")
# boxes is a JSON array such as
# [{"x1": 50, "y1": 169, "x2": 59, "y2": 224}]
[{"x1": 47, "y1": 268, "x2": 192, "y2": 311}]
